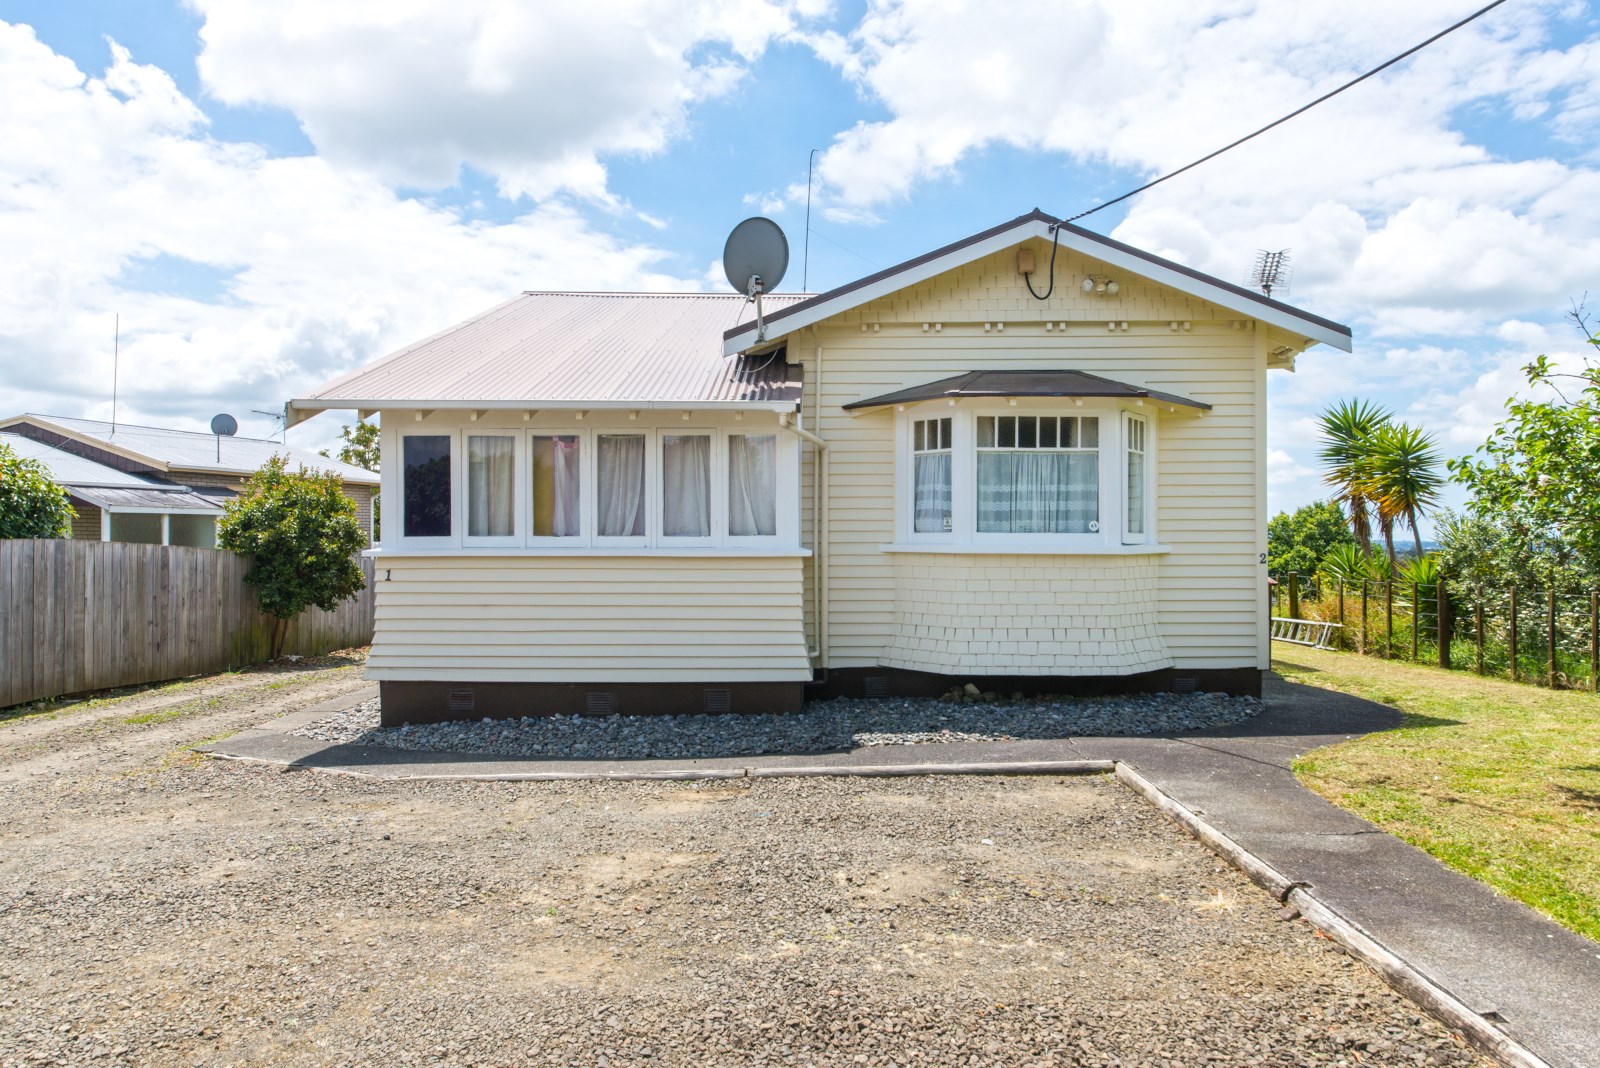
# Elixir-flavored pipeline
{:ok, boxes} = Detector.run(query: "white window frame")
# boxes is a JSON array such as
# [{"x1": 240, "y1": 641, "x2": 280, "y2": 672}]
[
  {"x1": 1121, "y1": 411, "x2": 1153, "y2": 546},
  {"x1": 396, "y1": 430, "x2": 458, "y2": 548},
  {"x1": 724, "y1": 430, "x2": 785, "y2": 547},
  {"x1": 593, "y1": 428, "x2": 653, "y2": 547},
  {"x1": 528, "y1": 429, "x2": 588, "y2": 545},
  {"x1": 658, "y1": 426, "x2": 719, "y2": 546},
  {"x1": 462, "y1": 430, "x2": 523, "y2": 548},
  {"x1": 894, "y1": 401, "x2": 1153, "y2": 550}
]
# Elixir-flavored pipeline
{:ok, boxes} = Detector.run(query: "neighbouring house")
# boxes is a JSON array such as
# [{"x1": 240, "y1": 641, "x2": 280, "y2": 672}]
[
  {"x1": 288, "y1": 210, "x2": 1352, "y2": 724},
  {"x1": 0, "y1": 414, "x2": 380, "y2": 546}
]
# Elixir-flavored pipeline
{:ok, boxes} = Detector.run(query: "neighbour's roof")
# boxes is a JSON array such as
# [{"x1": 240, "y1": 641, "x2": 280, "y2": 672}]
[
  {"x1": 67, "y1": 486, "x2": 224, "y2": 513},
  {"x1": 723, "y1": 209, "x2": 1354, "y2": 356},
  {"x1": 288, "y1": 292, "x2": 809, "y2": 425},
  {"x1": 0, "y1": 414, "x2": 378, "y2": 484},
  {"x1": 1, "y1": 431, "x2": 171, "y2": 488},
  {"x1": 842, "y1": 370, "x2": 1211, "y2": 411}
]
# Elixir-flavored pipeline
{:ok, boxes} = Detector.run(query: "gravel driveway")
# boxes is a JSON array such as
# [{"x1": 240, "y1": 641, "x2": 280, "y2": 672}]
[{"x1": 0, "y1": 663, "x2": 1482, "y2": 1067}]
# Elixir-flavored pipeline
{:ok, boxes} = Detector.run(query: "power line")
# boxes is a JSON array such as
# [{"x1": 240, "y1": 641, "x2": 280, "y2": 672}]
[{"x1": 1066, "y1": 0, "x2": 1512, "y2": 225}]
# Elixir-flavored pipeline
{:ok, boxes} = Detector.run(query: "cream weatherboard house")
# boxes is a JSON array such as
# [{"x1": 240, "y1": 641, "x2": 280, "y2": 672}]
[{"x1": 289, "y1": 211, "x2": 1351, "y2": 724}]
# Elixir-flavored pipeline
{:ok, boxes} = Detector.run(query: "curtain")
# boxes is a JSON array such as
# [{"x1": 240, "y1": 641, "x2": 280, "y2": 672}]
[
  {"x1": 533, "y1": 436, "x2": 580, "y2": 537},
  {"x1": 977, "y1": 452, "x2": 1098, "y2": 533},
  {"x1": 467, "y1": 435, "x2": 514, "y2": 537},
  {"x1": 728, "y1": 434, "x2": 777, "y2": 536},
  {"x1": 597, "y1": 434, "x2": 646, "y2": 537},
  {"x1": 913, "y1": 452, "x2": 951, "y2": 533},
  {"x1": 662, "y1": 434, "x2": 711, "y2": 537},
  {"x1": 1126, "y1": 451, "x2": 1145, "y2": 535}
]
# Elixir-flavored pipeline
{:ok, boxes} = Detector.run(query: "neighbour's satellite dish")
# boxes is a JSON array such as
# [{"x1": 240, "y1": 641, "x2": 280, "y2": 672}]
[
  {"x1": 210, "y1": 413, "x2": 238, "y2": 437},
  {"x1": 723, "y1": 217, "x2": 789, "y2": 296},
  {"x1": 723, "y1": 217, "x2": 789, "y2": 345}
]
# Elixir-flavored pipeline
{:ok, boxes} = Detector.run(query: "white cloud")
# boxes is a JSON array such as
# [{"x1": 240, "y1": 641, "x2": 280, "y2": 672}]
[
  {"x1": 0, "y1": 24, "x2": 697, "y2": 451},
  {"x1": 187, "y1": 0, "x2": 816, "y2": 202},
  {"x1": 1267, "y1": 448, "x2": 1313, "y2": 486}
]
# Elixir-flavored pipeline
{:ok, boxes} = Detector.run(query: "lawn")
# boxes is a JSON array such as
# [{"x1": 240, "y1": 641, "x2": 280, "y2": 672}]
[{"x1": 1279, "y1": 646, "x2": 1600, "y2": 942}]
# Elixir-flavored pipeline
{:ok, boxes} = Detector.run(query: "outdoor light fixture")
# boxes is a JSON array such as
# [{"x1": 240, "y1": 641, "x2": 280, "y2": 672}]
[
  {"x1": 1080, "y1": 277, "x2": 1095, "y2": 294},
  {"x1": 1081, "y1": 275, "x2": 1119, "y2": 296}
]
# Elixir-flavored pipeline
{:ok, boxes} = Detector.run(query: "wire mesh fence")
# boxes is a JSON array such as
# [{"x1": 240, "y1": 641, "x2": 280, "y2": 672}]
[{"x1": 1270, "y1": 572, "x2": 1600, "y2": 693}]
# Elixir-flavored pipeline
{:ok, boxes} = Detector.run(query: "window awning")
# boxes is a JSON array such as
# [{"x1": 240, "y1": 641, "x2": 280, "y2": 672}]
[
  {"x1": 66, "y1": 486, "x2": 226, "y2": 512},
  {"x1": 841, "y1": 370, "x2": 1211, "y2": 412}
]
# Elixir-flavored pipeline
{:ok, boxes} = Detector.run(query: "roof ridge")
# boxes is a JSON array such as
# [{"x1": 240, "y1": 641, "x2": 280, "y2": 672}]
[{"x1": 25, "y1": 412, "x2": 286, "y2": 445}]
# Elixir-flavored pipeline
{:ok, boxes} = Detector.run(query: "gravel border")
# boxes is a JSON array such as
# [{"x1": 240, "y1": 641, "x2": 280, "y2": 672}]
[{"x1": 289, "y1": 690, "x2": 1263, "y2": 761}]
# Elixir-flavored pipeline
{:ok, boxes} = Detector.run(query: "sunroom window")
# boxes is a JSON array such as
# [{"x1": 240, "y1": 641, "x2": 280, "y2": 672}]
[
  {"x1": 728, "y1": 434, "x2": 777, "y2": 536},
  {"x1": 912, "y1": 417, "x2": 952, "y2": 533},
  {"x1": 976, "y1": 415, "x2": 1099, "y2": 534},
  {"x1": 403, "y1": 435, "x2": 452, "y2": 538},
  {"x1": 466, "y1": 434, "x2": 515, "y2": 538},
  {"x1": 531, "y1": 435, "x2": 581, "y2": 537},
  {"x1": 662, "y1": 433, "x2": 712, "y2": 538},
  {"x1": 597, "y1": 434, "x2": 646, "y2": 537}
]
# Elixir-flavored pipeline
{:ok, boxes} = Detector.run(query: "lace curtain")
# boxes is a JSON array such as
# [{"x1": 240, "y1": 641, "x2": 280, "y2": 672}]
[
  {"x1": 977, "y1": 452, "x2": 1097, "y2": 533},
  {"x1": 913, "y1": 452, "x2": 951, "y2": 532},
  {"x1": 597, "y1": 434, "x2": 646, "y2": 537},
  {"x1": 662, "y1": 434, "x2": 712, "y2": 537},
  {"x1": 532, "y1": 435, "x2": 580, "y2": 537},
  {"x1": 728, "y1": 434, "x2": 777, "y2": 536}
]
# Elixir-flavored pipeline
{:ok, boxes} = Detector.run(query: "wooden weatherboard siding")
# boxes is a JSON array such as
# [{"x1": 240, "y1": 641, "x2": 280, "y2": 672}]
[
  {"x1": 366, "y1": 554, "x2": 812, "y2": 683},
  {"x1": 796, "y1": 238, "x2": 1272, "y2": 674},
  {"x1": 0, "y1": 540, "x2": 374, "y2": 708}
]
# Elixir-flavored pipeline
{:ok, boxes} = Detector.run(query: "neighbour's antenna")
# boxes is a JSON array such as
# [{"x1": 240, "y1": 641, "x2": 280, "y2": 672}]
[
  {"x1": 210, "y1": 413, "x2": 238, "y2": 463},
  {"x1": 1250, "y1": 250, "x2": 1292, "y2": 298},
  {"x1": 111, "y1": 314, "x2": 120, "y2": 437},
  {"x1": 252, "y1": 407, "x2": 286, "y2": 443},
  {"x1": 803, "y1": 148, "x2": 818, "y2": 292},
  {"x1": 722, "y1": 217, "x2": 790, "y2": 345}
]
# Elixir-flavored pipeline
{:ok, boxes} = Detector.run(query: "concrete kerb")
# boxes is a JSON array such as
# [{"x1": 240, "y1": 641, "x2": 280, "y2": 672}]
[{"x1": 200, "y1": 739, "x2": 1551, "y2": 1068}]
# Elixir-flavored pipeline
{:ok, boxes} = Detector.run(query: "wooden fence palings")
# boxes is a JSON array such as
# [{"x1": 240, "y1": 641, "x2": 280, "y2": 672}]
[{"x1": 0, "y1": 540, "x2": 374, "y2": 708}]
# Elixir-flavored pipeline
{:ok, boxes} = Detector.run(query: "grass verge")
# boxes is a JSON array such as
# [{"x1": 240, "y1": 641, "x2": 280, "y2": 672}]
[{"x1": 1279, "y1": 646, "x2": 1600, "y2": 942}]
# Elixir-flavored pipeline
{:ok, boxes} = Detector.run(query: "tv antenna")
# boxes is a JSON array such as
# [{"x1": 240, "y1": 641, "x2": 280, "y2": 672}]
[
  {"x1": 723, "y1": 217, "x2": 789, "y2": 344},
  {"x1": 210, "y1": 413, "x2": 238, "y2": 462},
  {"x1": 1250, "y1": 249, "x2": 1292, "y2": 298},
  {"x1": 252, "y1": 407, "x2": 286, "y2": 442}
]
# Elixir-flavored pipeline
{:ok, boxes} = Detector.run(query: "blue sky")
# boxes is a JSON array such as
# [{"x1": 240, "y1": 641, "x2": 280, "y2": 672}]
[{"x1": 2, "y1": 0, "x2": 1597, "y2": 531}]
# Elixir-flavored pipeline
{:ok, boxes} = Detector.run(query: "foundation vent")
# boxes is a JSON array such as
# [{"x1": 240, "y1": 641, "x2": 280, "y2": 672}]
[
  {"x1": 863, "y1": 675, "x2": 890, "y2": 698},
  {"x1": 703, "y1": 689, "x2": 733, "y2": 714},
  {"x1": 448, "y1": 689, "x2": 475, "y2": 714},
  {"x1": 586, "y1": 691, "x2": 617, "y2": 714},
  {"x1": 1171, "y1": 675, "x2": 1198, "y2": 694}
]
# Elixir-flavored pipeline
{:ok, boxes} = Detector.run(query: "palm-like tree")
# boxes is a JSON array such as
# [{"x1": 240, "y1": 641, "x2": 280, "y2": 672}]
[
  {"x1": 1363, "y1": 422, "x2": 1443, "y2": 563},
  {"x1": 1316, "y1": 400, "x2": 1392, "y2": 551}
]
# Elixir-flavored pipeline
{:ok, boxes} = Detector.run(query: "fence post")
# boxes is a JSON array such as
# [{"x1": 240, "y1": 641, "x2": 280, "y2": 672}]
[
  {"x1": 1287, "y1": 572, "x2": 1300, "y2": 620},
  {"x1": 1591, "y1": 591, "x2": 1598, "y2": 694},
  {"x1": 1549, "y1": 589, "x2": 1558, "y2": 689},
  {"x1": 1337, "y1": 580, "x2": 1346, "y2": 651},
  {"x1": 1411, "y1": 580, "x2": 1420, "y2": 663},
  {"x1": 1385, "y1": 580, "x2": 1394, "y2": 659},
  {"x1": 1475, "y1": 599, "x2": 1484, "y2": 675},
  {"x1": 1437, "y1": 579, "x2": 1451, "y2": 670},
  {"x1": 1509, "y1": 587, "x2": 1518, "y2": 683},
  {"x1": 1360, "y1": 580, "x2": 1369, "y2": 656}
]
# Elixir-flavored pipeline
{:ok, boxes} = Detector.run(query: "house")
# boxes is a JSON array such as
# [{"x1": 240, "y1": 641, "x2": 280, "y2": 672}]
[
  {"x1": 288, "y1": 210, "x2": 1352, "y2": 724},
  {"x1": 0, "y1": 414, "x2": 380, "y2": 546}
]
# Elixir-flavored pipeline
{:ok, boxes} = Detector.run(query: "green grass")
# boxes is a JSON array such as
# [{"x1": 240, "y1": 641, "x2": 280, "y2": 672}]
[{"x1": 1280, "y1": 646, "x2": 1600, "y2": 942}]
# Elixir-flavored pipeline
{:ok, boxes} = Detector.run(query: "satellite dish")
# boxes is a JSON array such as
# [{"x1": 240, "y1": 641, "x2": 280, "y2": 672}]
[
  {"x1": 723, "y1": 217, "x2": 789, "y2": 345},
  {"x1": 210, "y1": 413, "x2": 238, "y2": 437},
  {"x1": 723, "y1": 217, "x2": 789, "y2": 296}
]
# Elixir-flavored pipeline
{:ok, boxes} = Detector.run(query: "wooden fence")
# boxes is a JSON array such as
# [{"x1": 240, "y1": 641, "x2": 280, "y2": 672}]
[{"x1": 1, "y1": 539, "x2": 375, "y2": 708}]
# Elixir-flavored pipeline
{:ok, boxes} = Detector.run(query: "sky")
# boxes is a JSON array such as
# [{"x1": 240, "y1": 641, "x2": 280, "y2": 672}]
[{"x1": 1, "y1": 0, "x2": 1597, "y2": 532}]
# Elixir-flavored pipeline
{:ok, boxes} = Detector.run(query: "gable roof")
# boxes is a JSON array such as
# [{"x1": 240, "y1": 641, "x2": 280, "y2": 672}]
[
  {"x1": 841, "y1": 370, "x2": 1211, "y2": 412},
  {"x1": 289, "y1": 292, "x2": 808, "y2": 427},
  {"x1": 722, "y1": 209, "x2": 1353, "y2": 355},
  {"x1": 0, "y1": 414, "x2": 378, "y2": 484},
  {"x1": 1, "y1": 430, "x2": 227, "y2": 513}
]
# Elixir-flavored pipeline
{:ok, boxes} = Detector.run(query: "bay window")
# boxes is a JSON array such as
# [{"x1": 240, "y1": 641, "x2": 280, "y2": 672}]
[
  {"x1": 976, "y1": 415, "x2": 1098, "y2": 535},
  {"x1": 912, "y1": 417, "x2": 952, "y2": 533}
]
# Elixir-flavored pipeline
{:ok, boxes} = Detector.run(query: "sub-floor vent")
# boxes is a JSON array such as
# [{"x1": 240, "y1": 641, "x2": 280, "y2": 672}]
[
  {"x1": 863, "y1": 675, "x2": 890, "y2": 698},
  {"x1": 586, "y1": 691, "x2": 617, "y2": 714},
  {"x1": 703, "y1": 689, "x2": 733, "y2": 714},
  {"x1": 448, "y1": 689, "x2": 475, "y2": 714},
  {"x1": 1171, "y1": 675, "x2": 1198, "y2": 694}
]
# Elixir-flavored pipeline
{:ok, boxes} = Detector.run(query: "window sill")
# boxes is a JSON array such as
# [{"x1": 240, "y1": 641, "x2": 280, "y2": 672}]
[
  {"x1": 879, "y1": 543, "x2": 1170, "y2": 556},
  {"x1": 365, "y1": 546, "x2": 812, "y2": 559}
]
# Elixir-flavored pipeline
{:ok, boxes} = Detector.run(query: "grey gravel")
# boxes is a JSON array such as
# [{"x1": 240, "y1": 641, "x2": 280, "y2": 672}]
[
  {"x1": 292, "y1": 690, "x2": 1265, "y2": 760},
  {"x1": 0, "y1": 660, "x2": 1485, "y2": 1067}
]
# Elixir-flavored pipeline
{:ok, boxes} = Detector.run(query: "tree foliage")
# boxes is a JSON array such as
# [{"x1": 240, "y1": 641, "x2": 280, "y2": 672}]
[
  {"x1": 1449, "y1": 307, "x2": 1600, "y2": 578},
  {"x1": 322, "y1": 420, "x2": 379, "y2": 472},
  {"x1": 1267, "y1": 500, "x2": 1355, "y2": 577},
  {"x1": 1315, "y1": 400, "x2": 1442, "y2": 565},
  {"x1": 0, "y1": 441, "x2": 75, "y2": 539},
  {"x1": 217, "y1": 456, "x2": 367, "y2": 658}
]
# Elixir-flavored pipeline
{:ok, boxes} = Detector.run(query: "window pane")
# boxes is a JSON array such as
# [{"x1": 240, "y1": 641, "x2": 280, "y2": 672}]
[
  {"x1": 467, "y1": 435, "x2": 515, "y2": 537},
  {"x1": 913, "y1": 421, "x2": 924, "y2": 451},
  {"x1": 532, "y1": 435, "x2": 580, "y2": 537},
  {"x1": 1080, "y1": 417, "x2": 1099, "y2": 448},
  {"x1": 998, "y1": 416, "x2": 1016, "y2": 448},
  {"x1": 728, "y1": 434, "x2": 777, "y2": 536},
  {"x1": 168, "y1": 515, "x2": 217, "y2": 548},
  {"x1": 1127, "y1": 452, "x2": 1146, "y2": 535},
  {"x1": 403, "y1": 435, "x2": 451, "y2": 538},
  {"x1": 1019, "y1": 416, "x2": 1037, "y2": 449},
  {"x1": 977, "y1": 452, "x2": 1098, "y2": 533},
  {"x1": 662, "y1": 434, "x2": 711, "y2": 537},
  {"x1": 1039, "y1": 417, "x2": 1057, "y2": 448},
  {"x1": 914, "y1": 452, "x2": 952, "y2": 532},
  {"x1": 597, "y1": 434, "x2": 645, "y2": 537},
  {"x1": 108, "y1": 512, "x2": 162, "y2": 544},
  {"x1": 938, "y1": 417, "x2": 951, "y2": 449},
  {"x1": 977, "y1": 416, "x2": 995, "y2": 448},
  {"x1": 1061, "y1": 417, "x2": 1077, "y2": 448}
]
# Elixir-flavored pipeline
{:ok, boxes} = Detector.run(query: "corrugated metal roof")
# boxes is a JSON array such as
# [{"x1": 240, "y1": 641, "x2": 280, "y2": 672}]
[
  {"x1": 2, "y1": 415, "x2": 378, "y2": 484},
  {"x1": 292, "y1": 292, "x2": 808, "y2": 418},
  {"x1": 69, "y1": 486, "x2": 224, "y2": 512},
  {"x1": 1, "y1": 431, "x2": 171, "y2": 488},
  {"x1": 842, "y1": 370, "x2": 1211, "y2": 411}
]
